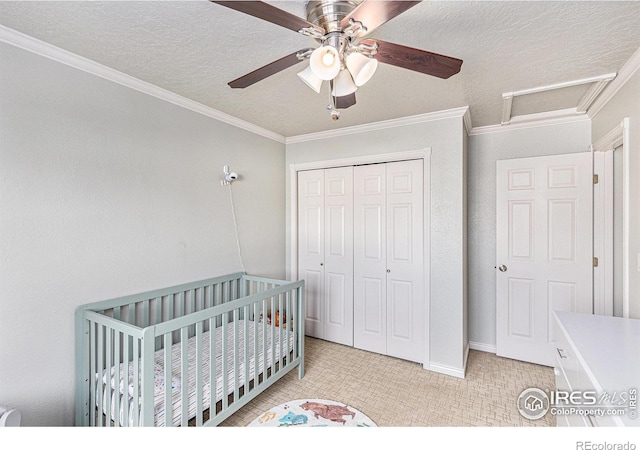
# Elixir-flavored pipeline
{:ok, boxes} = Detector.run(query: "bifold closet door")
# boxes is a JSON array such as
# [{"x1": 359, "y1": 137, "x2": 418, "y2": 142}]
[
  {"x1": 298, "y1": 167, "x2": 353, "y2": 346},
  {"x1": 353, "y1": 160, "x2": 424, "y2": 363}
]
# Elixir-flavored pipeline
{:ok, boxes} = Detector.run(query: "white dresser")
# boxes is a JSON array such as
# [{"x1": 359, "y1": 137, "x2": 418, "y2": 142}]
[{"x1": 552, "y1": 311, "x2": 640, "y2": 427}]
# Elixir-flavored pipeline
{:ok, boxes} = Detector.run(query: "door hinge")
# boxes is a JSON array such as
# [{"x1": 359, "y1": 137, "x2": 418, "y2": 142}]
[
  {"x1": 593, "y1": 174, "x2": 599, "y2": 184},
  {"x1": 593, "y1": 257, "x2": 599, "y2": 268}
]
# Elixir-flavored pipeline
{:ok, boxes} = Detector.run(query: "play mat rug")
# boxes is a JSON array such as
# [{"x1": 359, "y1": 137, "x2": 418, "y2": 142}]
[{"x1": 248, "y1": 398, "x2": 377, "y2": 427}]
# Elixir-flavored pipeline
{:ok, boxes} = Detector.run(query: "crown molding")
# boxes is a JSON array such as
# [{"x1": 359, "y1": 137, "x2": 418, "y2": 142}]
[
  {"x1": 591, "y1": 121, "x2": 625, "y2": 153},
  {"x1": 469, "y1": 108, "x2": 590, "y2": 136},
  {"x1": 588, "y1": 46, "x2": 640, "y2": 119},
  {"x1": 286, "y1": 106, "x2": 471, "y2": 145},
  {"x1": 462, "y1": 107, "x2": 473, "y2": 136},
  {"x1": 0, "y1": 25, "x2": 286, "y2": 144}
]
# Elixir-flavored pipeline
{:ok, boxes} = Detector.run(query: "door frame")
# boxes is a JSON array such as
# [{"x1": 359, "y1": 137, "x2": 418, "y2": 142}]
[
  {"x1": 592, "y1": 118, "x2": 630, "y2": 318},
  {"x1": 289, "y1": 149, "x2": 432, "y2": 366}
]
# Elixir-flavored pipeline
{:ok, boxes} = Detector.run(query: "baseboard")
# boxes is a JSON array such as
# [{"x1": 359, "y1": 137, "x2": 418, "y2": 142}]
[
  {"x1": 429, "y1": 362, "x2": 466, "y2": 379},
  {"x1": 469, "y1": 341, "x2": 497, "y2": 354}
]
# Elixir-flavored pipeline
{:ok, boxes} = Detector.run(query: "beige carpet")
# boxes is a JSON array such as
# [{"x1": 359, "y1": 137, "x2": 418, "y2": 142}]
[{"x1": 220, "y1": 337, "x2": 556, "y2": 427}]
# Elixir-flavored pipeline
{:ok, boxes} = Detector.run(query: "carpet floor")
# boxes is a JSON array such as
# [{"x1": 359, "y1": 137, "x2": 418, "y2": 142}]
[{"x1": 219, "y1": 336, "x2": 556, "y2": 427}]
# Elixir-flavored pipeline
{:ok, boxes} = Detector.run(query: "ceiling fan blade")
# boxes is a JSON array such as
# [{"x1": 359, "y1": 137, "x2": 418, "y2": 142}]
[
  {"x1": 334, "y1": 92, "x2": 357, "y2": 109},
  {"x1": 340, "y1": 0, "x2": 421, "y2": 35},
  {"x1": 211, "y1": 1, "x2": 324, "y2": 35},
  {"x1": 228, "y1": 48, "x2": 313, "y2": 88},
  {"x1": 361, "y1": 38, "x2": 463, "y2": 79}
]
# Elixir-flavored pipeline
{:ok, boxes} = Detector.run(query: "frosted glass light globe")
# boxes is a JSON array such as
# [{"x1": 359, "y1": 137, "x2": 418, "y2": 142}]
[{"x1": 310, "y1": 46, "x2": 341, "y2": 80}]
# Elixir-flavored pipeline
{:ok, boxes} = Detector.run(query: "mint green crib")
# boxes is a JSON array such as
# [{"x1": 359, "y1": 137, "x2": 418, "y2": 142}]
[{"x1": 75, "y1": 273, "x2": 305, "y2": 427}]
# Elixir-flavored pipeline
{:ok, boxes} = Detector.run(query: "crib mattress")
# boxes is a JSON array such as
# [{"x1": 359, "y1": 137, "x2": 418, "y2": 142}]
[{"x1": 97, "y1": 319, "x2": 295, "y2": 426}]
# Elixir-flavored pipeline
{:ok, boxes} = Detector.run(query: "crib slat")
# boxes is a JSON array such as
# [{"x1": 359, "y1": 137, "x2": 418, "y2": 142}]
[
  {"x1": 188, "y1": 289, "x2": 195, "y2": 336},
  {"x1": 141, "y1": 328, "x2": 155, "y2": 427},
  {"x1": 128, "y1": 303, "x2": 135, "y2": 327},
  {"x1": 180, "y1": 327, "x2": 188, "y2": 427},
  {"x1": 222, "y1": 311, "x2": 229, "y2": 410},
  {"x1": 114, "y1": 332, "x2": 121, "y2": 427},
  {"x1": 89, "y1": 322, "x2": 96, "y2": 426},
  {"x1": 262, "y1": 298, "x2": 267, "y2": 384},
  {"x1": 97, "y1": 325, "x2": 104, "y2": 427},
  {"x1": 178, "y1": 291, "x2": 184, "y2": 319},
  {"x1": 195, "y1": 321, "x2": 204, "y2": 427},
  {"x1": 142, "y1": 300, "x2": 150, "y2": 328},
  {"x1": 123, "y1": 334, "x2": 130, "y2": 427},
  {"x1": 164, "y1": 332, "x2": 172, "y2": 427},
  {"x1": 253, "y1": 301, "x2": 259, "y2": 393},
  {"x1": 233, "y1": 308, "x2": 240, "y2": 402},
  {"x1": 278, "y1": 293, "x2": 283, "y2": 372},
  {"x1": 132, "y1": 337, "x2": 139, "y2": 426},
  {"x1": 270, "y1": 296, "x2": 275, "y2": 377},
  {"x1": 243, "y1": 305, "x2": 249, "y2": 396},
  {"x1": 105, "y1": 328, "x2": 112, "y2": 428},
  {"x1": 285, "y1": 291, "x2": 290, "y2": 365},
  {"x1": 209, "y1": 317, "x2": 216, "y2": 420}
]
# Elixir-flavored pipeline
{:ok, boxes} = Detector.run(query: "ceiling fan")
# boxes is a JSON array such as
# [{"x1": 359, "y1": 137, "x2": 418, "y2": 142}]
[{"x1": 211, "y1": 0, "x2": 463, "y2": 120}]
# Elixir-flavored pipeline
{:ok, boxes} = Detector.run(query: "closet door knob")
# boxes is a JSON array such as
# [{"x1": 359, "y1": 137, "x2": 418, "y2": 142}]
[
  {"x1": 320, "y1": 263, "x2": 324, "y2": 266},
  {"x1": 386, "y1": 269, "x2": 390, "y2": 273}
]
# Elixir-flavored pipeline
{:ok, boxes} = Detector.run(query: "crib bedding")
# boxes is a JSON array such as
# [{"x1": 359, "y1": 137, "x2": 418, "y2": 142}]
[{"x1": 97, "y1": 319, "x2": 294, "y2": 426}]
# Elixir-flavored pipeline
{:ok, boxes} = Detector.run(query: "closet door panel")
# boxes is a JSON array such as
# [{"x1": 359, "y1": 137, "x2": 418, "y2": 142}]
[
  {"x1": 303, "y1": 269, "x2": 323, "y2": 336},
  {"x1": 362, "y1": 277, "x2": 385, "y2": 335},
  {"x1": 323, "y1": 167, "x2": 354, "y2": 346},
  {"x1": 298, "y1": 169, "x2": 325, "y2": 339},
  {"x1": 389, "y1": 280, "x2": 413, "y2": 340},
  {"x1": 386, "y1": 160, "x2": 424, "y2": 363},
  {"x1": 354, "y1": 164, "x2": 387, "y2": 354}
]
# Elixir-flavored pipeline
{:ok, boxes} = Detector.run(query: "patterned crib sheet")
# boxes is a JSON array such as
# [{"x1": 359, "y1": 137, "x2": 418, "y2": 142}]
[{"x1": 97, "y1": 319, "x2": 295, "y2": 426}]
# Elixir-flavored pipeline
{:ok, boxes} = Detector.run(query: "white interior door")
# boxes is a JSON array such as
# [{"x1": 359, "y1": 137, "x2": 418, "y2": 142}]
[
  {"x1": 496, "y1": 152, "x2": 593, "y2": 367},
  {"x1": 354, "y1": 163, "x2": 387, "y2": 354},
  {"x1": 298, "y1": 167, "x2": 353, "y2": 344},
  {"x1": 385, "y1": 160, "x2": 424, "y2": 362},
  {"x1": 298, "y1": 169, "x2": 325, "y2": 339},
  {"x1": 323, "y1": 166, "x2": 354, "y2": 345},
  {"x1": 354, "y1": 160, "x2": 424, "y2": 363}
]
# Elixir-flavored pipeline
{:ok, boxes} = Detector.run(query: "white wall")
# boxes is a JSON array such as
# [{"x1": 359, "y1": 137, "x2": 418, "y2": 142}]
[
  {"x1": 591, "y1": 67, "x2": 640, "y2": 319},
  {"x1": 285, "y1": 113, "x2": 468, "y2": 374},
  {"x1": 0, "y1": 43, "x2": 286, "y2": 426},
  {"x1": 466, "y1": 120, "x2": 592, "y2": 349}
]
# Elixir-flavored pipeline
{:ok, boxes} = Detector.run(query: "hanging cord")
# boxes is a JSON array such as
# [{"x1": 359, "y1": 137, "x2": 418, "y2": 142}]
[{"x1": 227, "y1": 184, "x2": 245, "y2": 273}]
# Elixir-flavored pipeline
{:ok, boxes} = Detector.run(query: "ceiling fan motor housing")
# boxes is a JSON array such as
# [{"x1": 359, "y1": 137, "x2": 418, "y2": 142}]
[{"x1": 306, "y1": 0, "x2": 362, "y2": 33}]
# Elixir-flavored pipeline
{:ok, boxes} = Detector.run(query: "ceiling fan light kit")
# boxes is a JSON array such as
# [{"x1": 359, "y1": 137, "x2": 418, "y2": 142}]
[
  {"x1": 309, "y1": 44, "x2": 342, "y2": 80},
  {"x1": 213, "y1": 0, "x2": 463, "y2": 120},
  {"x1": 331, "y1": 68, "x2": 358, "y2": 96},
  {"x1": 346, "y1": 51, "x2": 378, "y2": 87},
  {"x1": 297, "y1": 65, "x2": 324, "y2": 93}
]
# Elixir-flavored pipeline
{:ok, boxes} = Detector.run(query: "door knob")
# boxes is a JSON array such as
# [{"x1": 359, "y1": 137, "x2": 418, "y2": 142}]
[
  {"x1": 387, "y1": 269, "x2": 390, "y2": 273},
  {"x1": 498, "y1": 265, "x2": 507, "y2": 272},
  {"x1": 320, "y1": 263, "x2": 323, "y2": 266}
]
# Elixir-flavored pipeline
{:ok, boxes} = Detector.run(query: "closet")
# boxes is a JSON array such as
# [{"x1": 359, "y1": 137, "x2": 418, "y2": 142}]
[{"x1": 298, "y1": 159, "x2": 425, "y2": 363}]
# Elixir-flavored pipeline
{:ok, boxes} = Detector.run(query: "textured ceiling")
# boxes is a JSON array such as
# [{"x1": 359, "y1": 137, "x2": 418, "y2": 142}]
[{"x1": 1, "y1": 1, "x2": 640, "y2": 137}]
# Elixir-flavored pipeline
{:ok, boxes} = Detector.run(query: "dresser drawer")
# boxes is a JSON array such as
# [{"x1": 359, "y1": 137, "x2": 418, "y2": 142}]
[
  {"x1": 554, "y1": 366, "x2": 590, "y2": 427},
  {"x1": 553, "y1": 318, "x2": 580, "y2": 390},
  {"x1": 576, "y1": 367, "x2": 625, "y2": 427}
]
